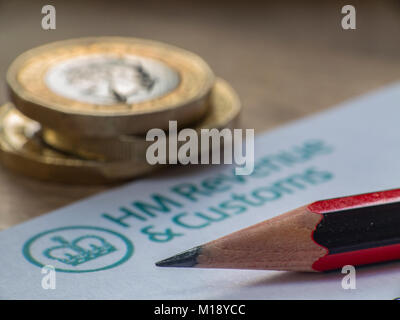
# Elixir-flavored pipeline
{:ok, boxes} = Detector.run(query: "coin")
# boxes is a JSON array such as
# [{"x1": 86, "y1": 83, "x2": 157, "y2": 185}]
[
  {"x1": 7, "y1": 37, "x2": 215, "y2": 136},
  {"x1": 42, "y1": 78, "x2": 241, "y2": 161},
  {"x1": 0, "y1": 103, "x2": 159, "y2": 184}
]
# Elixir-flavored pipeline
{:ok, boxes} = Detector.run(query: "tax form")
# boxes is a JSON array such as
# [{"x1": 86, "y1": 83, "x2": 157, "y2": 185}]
[{"x1": 1, "y1": 83, "x2": 400, "y2": 299}]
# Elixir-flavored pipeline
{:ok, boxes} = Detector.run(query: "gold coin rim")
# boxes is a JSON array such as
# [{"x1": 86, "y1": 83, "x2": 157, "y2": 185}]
[{"x1": 0, "y1": 103, "x2": 159, "y2": 183}]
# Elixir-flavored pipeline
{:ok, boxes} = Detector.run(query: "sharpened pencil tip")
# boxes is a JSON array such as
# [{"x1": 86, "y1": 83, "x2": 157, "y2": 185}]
[{"x1": 155, "y1": 246, "x2": 202, "y2": 268}]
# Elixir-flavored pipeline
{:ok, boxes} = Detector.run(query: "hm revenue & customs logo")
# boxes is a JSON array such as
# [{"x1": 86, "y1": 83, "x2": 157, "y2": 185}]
[{"x1": 23, "y1": 226, "x2": 133, "y2": 273}]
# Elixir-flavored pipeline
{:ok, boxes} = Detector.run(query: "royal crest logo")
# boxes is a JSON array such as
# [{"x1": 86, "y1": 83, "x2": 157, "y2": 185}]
[
  {"x1": 43, "y1": 235, "x2": 117, "y2": 266},
  {"x1": 23, "y1": 226, "x2": 133, "y2": 273}
]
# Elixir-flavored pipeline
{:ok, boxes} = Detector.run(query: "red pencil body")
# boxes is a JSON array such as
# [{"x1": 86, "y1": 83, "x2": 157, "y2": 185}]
[{"x1": 310, "y1": 189, "x2": 400, "y2": 271}]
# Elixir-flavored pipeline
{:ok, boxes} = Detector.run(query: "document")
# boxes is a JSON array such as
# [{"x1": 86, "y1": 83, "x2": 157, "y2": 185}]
[{"x1": 1, "y1": 83, "x2": 400, "y2": 299}]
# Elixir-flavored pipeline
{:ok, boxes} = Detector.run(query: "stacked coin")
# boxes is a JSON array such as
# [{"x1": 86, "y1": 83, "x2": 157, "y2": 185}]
[{"x1": 1, "y1": 37, "x2": 241, "y2": 184}]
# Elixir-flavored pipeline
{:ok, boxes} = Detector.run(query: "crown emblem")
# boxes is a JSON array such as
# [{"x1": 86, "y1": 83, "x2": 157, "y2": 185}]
[{"x1": 43, "y1": 235, "x2": 117, "y2": 266}]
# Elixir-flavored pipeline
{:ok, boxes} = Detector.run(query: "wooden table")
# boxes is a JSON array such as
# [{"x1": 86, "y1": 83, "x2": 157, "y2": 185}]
[{"x1": 1, "y1": 0, "x2": 400, "y2": 229}]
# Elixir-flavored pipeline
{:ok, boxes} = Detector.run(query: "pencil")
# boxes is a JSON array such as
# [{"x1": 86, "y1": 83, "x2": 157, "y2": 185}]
[{"x1": 156, "y1": 188, "x2": 400, "y2": 272}]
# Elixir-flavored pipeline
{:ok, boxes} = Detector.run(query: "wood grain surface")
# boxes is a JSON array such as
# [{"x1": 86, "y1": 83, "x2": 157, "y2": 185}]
[{"x1": 1, "y1": 0, "x2": 400, "y2": 229}]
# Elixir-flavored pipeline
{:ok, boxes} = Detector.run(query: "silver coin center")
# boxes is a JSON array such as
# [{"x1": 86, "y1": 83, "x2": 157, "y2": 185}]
[{"x1": 45, "y1": 54, "x2": 180, "y2": 105}]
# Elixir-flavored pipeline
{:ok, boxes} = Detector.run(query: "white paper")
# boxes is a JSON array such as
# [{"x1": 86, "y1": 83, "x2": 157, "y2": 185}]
[{"x1": 2, "y1": 83, "x2": 400, "y2": 300}]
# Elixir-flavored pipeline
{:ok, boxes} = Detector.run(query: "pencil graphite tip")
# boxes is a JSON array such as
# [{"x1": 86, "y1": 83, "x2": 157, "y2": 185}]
[{"x1": 155, "y1": 246, "x2": 202, "y2": 268}]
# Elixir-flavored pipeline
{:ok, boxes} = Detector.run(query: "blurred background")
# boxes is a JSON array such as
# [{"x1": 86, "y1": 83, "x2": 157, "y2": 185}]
[{"x1": 1, "y1": 0, "x2": 400, "y2": 227}]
